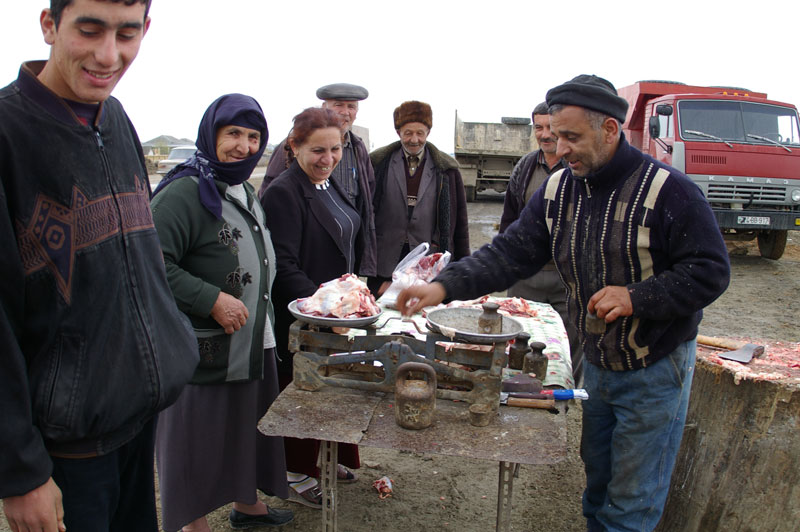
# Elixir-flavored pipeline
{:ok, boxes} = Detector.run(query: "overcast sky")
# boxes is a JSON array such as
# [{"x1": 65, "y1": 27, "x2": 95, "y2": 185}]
[{"x1": 3, "y1": 0, "x2": 798, "y2": 153}]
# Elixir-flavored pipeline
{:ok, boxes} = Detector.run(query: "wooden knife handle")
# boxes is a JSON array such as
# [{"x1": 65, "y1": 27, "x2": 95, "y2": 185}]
[
  {"x1": 696, "y1": 334, "x2": 744, "y2": 351},
  {"x1": 506, "y1": 397, "x2": 556, "y2": 409}
]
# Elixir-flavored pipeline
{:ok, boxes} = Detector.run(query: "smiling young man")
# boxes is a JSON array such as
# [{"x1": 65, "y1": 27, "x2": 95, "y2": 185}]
[
  {"x1": 396, "y1": 75, "x2": 731, "y2": 532},
  {"x1": 0, "y1": 2, "x2": 198, "y2": 531}
]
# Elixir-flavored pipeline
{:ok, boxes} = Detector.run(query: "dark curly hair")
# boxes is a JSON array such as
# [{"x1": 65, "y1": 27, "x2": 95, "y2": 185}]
[{"x1": 50, "y1": 0, "x2": 151, "y2": 27}]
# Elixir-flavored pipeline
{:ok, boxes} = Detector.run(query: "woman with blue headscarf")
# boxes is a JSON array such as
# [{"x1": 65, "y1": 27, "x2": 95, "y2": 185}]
[{"x1": 151, "y1": 94, "x2": 293, "y2": 531}]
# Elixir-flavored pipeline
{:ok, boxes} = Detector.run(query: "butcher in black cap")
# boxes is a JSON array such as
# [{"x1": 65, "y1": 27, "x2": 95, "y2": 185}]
[
  {"x1": 545, "y1": 74, "x2": 629, "y2": 177},
  {"x1": 258, "y1": 83, "x2": 377, "y2": 278},
  {"x1": 395, "y1": 74, "x2": 731, "y2": 532}
]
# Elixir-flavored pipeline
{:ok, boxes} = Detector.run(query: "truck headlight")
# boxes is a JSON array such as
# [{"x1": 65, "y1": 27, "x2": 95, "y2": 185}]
[{"x1": 793, "y1": 189, "x2": 800, "y2": 202}]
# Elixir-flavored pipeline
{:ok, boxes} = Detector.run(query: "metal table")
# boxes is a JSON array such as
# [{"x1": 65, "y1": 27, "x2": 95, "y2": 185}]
[{"x1": 259, "y1": 384, "x2": 567, "y2": 532}]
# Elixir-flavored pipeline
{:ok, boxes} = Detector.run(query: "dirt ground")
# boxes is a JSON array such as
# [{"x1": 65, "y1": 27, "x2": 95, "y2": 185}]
[{"x1": 4, "y1": 190, "x2": 798, "y2": 532}]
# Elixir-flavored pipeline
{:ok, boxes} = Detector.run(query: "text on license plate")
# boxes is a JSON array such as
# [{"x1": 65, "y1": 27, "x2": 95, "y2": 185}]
[{"x1": 737, "y1": 216, "x2": 770, "y2": 225}]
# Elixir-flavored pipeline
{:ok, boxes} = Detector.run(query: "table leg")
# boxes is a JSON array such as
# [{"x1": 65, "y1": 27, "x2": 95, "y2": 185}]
[
  {"x1": 496, "y1": 461, "x2": 515, "y2": 532},
  {"x1": 319, "y1": 440, "x2": 338, "y2": 532}
]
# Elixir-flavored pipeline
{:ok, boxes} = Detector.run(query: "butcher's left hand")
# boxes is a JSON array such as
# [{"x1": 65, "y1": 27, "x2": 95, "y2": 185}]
[{"x1": 587, "y1": 286, "x2": 633, "y2": 323}]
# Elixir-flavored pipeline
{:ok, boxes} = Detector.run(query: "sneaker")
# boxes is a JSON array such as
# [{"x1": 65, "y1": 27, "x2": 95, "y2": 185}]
[{"x1": 229, "y1": 508, "x2": 294, "y2": 529}]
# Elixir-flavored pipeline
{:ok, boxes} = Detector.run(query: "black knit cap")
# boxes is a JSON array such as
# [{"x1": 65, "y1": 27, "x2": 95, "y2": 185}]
[{"x1": 546, "y1": 74, "x2": 629, "y2": 123}]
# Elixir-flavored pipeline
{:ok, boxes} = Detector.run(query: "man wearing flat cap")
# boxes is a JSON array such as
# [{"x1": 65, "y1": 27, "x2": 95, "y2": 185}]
[
  {"x1": 395, "y1": 75, "x2": 731, "y2": 531},
  {"x1": 368, "y1": 100, "x2": 470, "y2": 295},
  {"x1": 258, "y1": 83, "x2": 377, "y2": 277}
]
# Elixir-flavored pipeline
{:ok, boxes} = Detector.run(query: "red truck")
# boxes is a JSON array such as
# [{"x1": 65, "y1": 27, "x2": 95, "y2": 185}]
[{"x1": 619, "y1": 80, "x2": 800, "y2": 259}]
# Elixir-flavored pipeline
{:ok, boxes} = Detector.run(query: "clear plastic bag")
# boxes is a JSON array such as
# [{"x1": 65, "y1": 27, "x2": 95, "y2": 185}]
[{"x1": 378, "y1": 243, "x2": 451, "y2": 309}]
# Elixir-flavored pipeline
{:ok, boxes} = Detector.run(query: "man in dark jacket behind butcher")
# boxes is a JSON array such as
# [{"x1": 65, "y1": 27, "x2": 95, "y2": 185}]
[
  {"x1": 369, "y1": 100, "x2": 470, "y2": 295},
  {"x1": 397, "y1": 75, "x2": 731, "y2": 532},
  {"x1": 0, "y1": 2, "x2": 198, "y2": 531}
]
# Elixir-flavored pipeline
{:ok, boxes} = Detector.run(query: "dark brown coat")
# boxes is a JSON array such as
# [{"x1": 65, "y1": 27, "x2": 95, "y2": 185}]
[{"x1": 370, "y1": 141, "x2": 470, "y2": 278}]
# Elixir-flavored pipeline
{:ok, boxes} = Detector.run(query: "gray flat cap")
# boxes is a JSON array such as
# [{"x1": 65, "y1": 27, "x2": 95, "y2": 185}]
[{"x1": 316, "y1": 83, "x2": 369, "y2": 101}]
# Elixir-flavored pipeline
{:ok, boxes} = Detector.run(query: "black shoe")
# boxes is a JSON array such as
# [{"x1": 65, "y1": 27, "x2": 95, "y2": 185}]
[{"x1": 229, "y1": 508, "x2": 294, "y2": 529}]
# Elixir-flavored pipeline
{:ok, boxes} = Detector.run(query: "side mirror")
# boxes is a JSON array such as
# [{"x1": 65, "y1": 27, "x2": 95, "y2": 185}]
[
  {"x1": 656, "y1": 104, "x2": 673, "y2": 116},
  {"x1": 648, "y1": 116, "x2": 661, "y2": 138}
]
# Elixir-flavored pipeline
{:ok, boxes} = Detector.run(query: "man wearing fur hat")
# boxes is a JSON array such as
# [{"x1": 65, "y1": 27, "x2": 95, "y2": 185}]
[
  {"x1": 258, "y1": 83, "x2": 376, "y2": 276},
  {"x1": 368, "y1": 101, "x2": 470, "y2": 295},
  {"x1": 396, "y1": 76, "x2": 730, "y2": 531}
]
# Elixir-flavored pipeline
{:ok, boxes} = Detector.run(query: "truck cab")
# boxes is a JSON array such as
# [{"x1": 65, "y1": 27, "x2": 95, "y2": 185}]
[{"x1": 620, "y1": 81, "x2": 800, "y2": 259}]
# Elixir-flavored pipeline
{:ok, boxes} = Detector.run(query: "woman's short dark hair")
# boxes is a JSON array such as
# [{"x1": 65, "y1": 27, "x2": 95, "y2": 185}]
[
  {"x1": 51, "y1": 0, "x2": 152, "y2": 27},
  {"x1": 288, "y1": 107, "x2": 344, "y2": 149}
]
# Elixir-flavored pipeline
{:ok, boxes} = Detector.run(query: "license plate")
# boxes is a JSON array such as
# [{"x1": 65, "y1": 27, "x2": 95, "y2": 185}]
[{"x1": 737, "y1": 216, "x2": 770, "y2": 225}]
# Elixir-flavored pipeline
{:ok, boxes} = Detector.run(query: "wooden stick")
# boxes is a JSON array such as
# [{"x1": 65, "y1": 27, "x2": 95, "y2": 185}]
[
  {"x1": 506, "y1": 397, "x2": 556, "y2": 409},
  {"x1": 696, "y1": 334, "x2": 745, "y2": 351}
]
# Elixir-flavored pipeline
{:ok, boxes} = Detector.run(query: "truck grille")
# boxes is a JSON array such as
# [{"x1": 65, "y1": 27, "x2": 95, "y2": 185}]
[
  {"x1": 706, "y1": 182, "x2": 786, "y2": 202},
  {"x1": 691, "y1": 154, "x2": 727, "y2": 165}
]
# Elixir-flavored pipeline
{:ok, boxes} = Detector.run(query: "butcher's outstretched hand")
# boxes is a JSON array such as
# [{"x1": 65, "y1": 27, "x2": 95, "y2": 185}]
[
  {"x1": 587, "y1": 286, "x2": 633, "y2": 323},
  {"x1": 211, "y1": 291, "x2": 249, "y2": 334},
  {"x1": 396, "y1": 282, "x2": 447, "y2": 316},
  {"x1": 3, "y1": 477, "x2": 65, "y2": 532}
]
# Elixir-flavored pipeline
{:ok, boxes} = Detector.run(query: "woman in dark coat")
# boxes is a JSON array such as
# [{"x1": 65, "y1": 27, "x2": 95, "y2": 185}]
[
  {"x1": 261, "y1": 107, "x2": 363, "y2": 508},
  {"x1": 152, "y1": 94, "x2": 292, "y2": 531}
]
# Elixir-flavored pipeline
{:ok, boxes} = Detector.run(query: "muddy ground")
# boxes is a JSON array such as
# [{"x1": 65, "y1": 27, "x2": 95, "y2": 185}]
[{"x1": 4, "y1": 191, "x2": 798, "y2": 532}]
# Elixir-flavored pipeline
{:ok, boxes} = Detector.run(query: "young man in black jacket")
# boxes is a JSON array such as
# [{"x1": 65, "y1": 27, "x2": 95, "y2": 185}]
[
  {"x1": 398, "y1": 75, "x2": 731, "y2": 532},
  {"x1": 0, "y1": 2, "x2": 197, "y2": 531}
]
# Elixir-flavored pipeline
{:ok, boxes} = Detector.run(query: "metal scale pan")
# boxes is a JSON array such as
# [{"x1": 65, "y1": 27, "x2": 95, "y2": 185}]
[
  {"x1": 425, "y1": 307, "x2": 523, "y2": 345},
  {"x1": 288, "y1": 300, "x2": 382, "y2": 328}
]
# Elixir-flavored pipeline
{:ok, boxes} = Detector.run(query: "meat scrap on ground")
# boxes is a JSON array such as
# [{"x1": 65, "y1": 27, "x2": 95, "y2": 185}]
[{"x1": 297, "y1": 274, "x2": 380, "y2": 318}]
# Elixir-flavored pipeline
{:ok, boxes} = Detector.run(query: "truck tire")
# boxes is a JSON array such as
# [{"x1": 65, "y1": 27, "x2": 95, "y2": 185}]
[
  {"x1": 757, "y1": 230, "x2": 787, "y2": 260},
  {"x1": 465, "y1": 185, "x2": 476, "y2": 202}
]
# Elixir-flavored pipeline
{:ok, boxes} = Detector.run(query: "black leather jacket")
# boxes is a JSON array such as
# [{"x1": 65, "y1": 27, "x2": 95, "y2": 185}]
[{"x1": 0, "y1": 63, "x2": 198, "y2": 498}]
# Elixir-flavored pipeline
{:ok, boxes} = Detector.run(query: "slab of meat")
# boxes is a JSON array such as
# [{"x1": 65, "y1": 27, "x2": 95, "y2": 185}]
[
  {"x1": 699, "y1": 338, "x2": 800, "y2": 385},
  {"x1": 424, "y1": 296, "x2": 539, "y2": 318},
  {"x1": 403, "y1": 252, "x2": 447, "y2": 282},
  {"x1": 496, "y1": 297, "x2": 539, "y2": 318},
  {"x1": 380, "y1": 249, "x2": 451, "y2": 309},
  {"x1": 297, "y1": 274, "x2": 380, "y2": 318}
]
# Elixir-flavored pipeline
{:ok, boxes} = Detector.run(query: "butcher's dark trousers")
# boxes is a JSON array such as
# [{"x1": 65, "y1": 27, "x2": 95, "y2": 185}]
[{"x1": 52, "y1": 419, "x2": 157, "y2": 532}]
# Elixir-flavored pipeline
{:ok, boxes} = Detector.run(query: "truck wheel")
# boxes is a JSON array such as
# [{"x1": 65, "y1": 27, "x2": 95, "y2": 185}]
[
  {"x1": 757, "y1": 230, "x2": 787, "y2": 260},
  {"x1": 465, "y1": 186, "x2": 476, "y2": 202}
]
